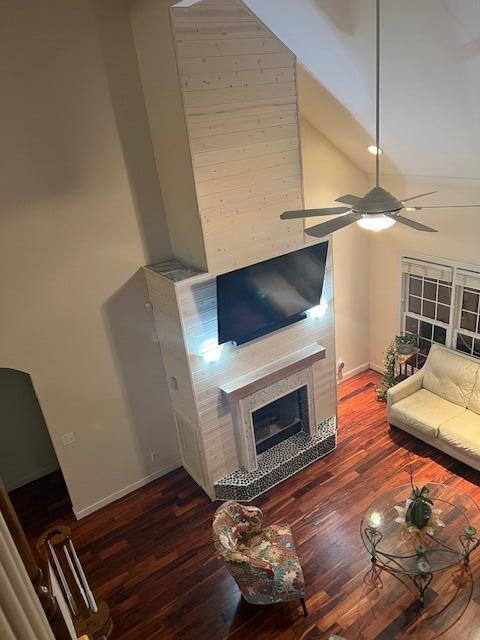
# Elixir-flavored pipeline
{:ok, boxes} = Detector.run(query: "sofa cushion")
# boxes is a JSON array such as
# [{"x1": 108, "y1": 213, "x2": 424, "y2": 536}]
[
  {"x1": 438, "y1": 411, "x2": 480, "y2": 463},
  {"x1": 389, "y1": 388, "x2": 466, "y2": 437},
  {"x1": 423, "y1": 346, "x2": 480, "y2": 407},
  {"x1": 467, "y1": 371, "x2": 480, "y2": 416}
]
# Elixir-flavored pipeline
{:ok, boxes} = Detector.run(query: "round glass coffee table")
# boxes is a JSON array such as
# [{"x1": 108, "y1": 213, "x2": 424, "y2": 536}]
[{"x1": 361, "y1": 483, "x2": 480, "y2": 604}]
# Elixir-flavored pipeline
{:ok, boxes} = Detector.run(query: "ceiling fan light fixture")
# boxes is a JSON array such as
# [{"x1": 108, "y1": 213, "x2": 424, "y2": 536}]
[
  {"x1": 357, "y1": 214, "x2": 396, "y2": 232},
  {"x1": 368, "y1": 145, "x2": 382, "y2": 155}
]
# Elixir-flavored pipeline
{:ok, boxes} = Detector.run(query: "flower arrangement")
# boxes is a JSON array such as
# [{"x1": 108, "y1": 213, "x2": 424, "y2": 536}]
[
  {"x1": 394, "y1": 471, "x2": 445, "y2": 536},
  {"x1": 406, "y1": 485, "x2": 433, "y2": 529},
  {"x1": 394, "y1": 495, "x2": 445, "y2": 536}
]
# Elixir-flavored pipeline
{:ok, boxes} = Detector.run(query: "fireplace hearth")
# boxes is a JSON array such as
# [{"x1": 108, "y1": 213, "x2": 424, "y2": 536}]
[{"x1": 215, "y1": 416, "x2": 337, "y2": 502}]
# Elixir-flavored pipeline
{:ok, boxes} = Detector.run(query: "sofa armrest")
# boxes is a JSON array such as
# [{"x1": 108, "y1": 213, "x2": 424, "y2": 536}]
[{"x1": 387, "y1": 369, "x2": 425, "y2": 409}]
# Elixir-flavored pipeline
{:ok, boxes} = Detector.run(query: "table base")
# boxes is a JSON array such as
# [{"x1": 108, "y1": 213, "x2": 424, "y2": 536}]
[{"x1": 344, "y1": 562, "x2": 474, "y2": 639}]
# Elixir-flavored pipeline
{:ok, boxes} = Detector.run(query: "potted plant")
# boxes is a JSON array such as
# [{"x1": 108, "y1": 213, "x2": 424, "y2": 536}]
[
  {"x1": 395, "y1": 333, "x2": 418, "y2": 355},
  {"x1": 406, "y1": 485, "x2": 433, "y2": 530}
]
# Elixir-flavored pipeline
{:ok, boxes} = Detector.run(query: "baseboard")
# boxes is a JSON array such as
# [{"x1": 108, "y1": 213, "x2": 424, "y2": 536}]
[
  {"x1": 6, "y1": 462, "x2": 60, "y2": 492},
  {"x1": 337, "y1": 362, "x2": 370, "y2": 383},
  {"x1": 73, "y1": 460, "x2": 181, "y2": 520},
  {"x1": 337, "y1": 362, "x2": 383, "y2": 383}
]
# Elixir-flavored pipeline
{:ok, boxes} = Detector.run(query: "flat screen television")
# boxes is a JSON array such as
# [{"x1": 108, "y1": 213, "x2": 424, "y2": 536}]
[{"x1": 217, "y1": 241, "x2": 329, "y2": 345}]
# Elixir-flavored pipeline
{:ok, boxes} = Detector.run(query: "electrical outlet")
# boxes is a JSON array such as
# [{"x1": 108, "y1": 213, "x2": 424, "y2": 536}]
[
  {"x1": 150, "y1": 451, "x2": 160, "y2": 462},
  {"x1": 62, "y1": 432, "x2": 76, "y2": 446}
]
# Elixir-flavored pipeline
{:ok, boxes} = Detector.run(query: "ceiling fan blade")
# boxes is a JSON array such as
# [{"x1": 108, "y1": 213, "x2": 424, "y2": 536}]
[
  {"x1": 335, "y1": 194, "x2": 361, "y2": 206},
  {"x1": 401, "y1": 191, "x2": 437, "y2": 203},
  {"x1": 387, "y1": 213, "x2": 437, "y2": 233},
  {"x1": 305, "y1": 212, "x2": 362, "y2": 238},
  {"x1": 280, "y1": 207, "x2": 350, "y2": 220},
  {"x1": 407, "y1": 204, "x2": 480, "y2": 210}
]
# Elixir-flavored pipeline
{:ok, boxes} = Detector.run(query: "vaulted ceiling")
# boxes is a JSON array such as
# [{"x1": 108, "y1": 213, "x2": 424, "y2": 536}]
[{"x1": 243, "y1": 0, "x2": 480, "y2": 183}]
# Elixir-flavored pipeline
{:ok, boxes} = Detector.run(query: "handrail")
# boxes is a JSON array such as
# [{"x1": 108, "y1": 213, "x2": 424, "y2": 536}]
[
  {"x1": 0, "y1": 479, "x2": 72, "y2": 639},
  {"x1": 37, "y1": 526, "x2": 113, "y2": 640}
]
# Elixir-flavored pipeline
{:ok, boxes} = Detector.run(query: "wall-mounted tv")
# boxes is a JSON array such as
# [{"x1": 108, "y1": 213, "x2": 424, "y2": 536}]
[{"x1": 216, "y1": 241, "x2": 329, "y2": 346}]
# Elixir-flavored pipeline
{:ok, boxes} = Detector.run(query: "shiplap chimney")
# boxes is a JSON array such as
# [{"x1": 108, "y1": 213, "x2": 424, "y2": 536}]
[{"x1": 132, "y1": 0, "x2": 305, "y2": 275}]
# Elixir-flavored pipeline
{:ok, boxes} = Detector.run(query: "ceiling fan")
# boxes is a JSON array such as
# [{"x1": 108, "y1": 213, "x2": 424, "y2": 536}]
[{"x1": 281, "y1": 0, "x2": 480, "y2": 237}]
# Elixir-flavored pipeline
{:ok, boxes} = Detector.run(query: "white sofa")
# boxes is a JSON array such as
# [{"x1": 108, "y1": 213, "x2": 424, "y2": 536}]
[{"x1": 387, "y1": 343, "x2": 480, "y2": 472}]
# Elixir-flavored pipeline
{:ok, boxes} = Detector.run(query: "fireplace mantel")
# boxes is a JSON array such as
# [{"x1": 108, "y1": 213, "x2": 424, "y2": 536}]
[{"x1": 219, "y1": 343, "x2": 326, "y2": 402}]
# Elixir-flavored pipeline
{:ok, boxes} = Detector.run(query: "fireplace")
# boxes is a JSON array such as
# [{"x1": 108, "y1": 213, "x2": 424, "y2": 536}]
[
  {"x1": 216, "y1": 345, "x2": 337, "y2": 501},
  {"x1": 218, "y1": 346, "x2": 327, "y2": 474},
  {"x1": 252, "y1": 386, "x2": 308, "y2": 455}
]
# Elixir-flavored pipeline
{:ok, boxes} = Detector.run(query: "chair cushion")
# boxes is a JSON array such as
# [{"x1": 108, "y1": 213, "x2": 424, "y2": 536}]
[
  {"x1": 423, "y1": 346, "x2": 479, "y2": 407},
  {"x1": 240, "y1": 524, "x2": 305, "y2": 599},
  {"x1": 467, "y1": 371, "x2": 480, "y2": 416},
  {"x1": 438, "y1": 411, "x2": 480, "y2": 463},
  {"x1": 389, "y1": 388, "x2": 466, "y2": 437}
]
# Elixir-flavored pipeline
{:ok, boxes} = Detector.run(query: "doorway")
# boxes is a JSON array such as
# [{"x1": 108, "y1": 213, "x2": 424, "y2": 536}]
[{"x1": 0, "y1": 368, "x2": 72, "y2": 536}]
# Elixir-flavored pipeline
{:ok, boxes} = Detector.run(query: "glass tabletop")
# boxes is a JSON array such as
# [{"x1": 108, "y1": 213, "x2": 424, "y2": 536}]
[{"x1": 361, "y1": 483, "x2": 480, "y2": 575}]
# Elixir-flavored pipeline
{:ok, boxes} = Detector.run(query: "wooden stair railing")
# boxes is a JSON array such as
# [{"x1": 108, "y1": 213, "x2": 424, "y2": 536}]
[
  {"x1": 0, "y1": 479, "x2": 112, "y2": 640},
  {"x1": 0, "y1": 480, "x2": 72, "y2": 640},
  {"x1": 37, "y1": 526, "x2": 113, "y2": 640}
]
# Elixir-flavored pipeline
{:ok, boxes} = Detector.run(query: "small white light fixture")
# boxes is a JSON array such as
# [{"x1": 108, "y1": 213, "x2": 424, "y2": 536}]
[
  {"x1": 307, "y1": 300, "x2": 328, "y2": 320},
  {"x1": 368, "y1": 145, "x2": 382, "y2": 155},
  {"x1": 199, "y1": 338, "x2": 223, "y2": 364},
  {"x1": 369, "y1": 511, "x2": 382, "y2": 528},
  {"x1": 357, "y1": 214, "x2": 396, "y2": 232}
]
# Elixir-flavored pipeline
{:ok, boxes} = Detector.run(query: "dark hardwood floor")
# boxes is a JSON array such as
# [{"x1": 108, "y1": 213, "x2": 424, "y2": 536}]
[{"x1": 10, "y1": 370, "x2": 480, "y2": 639}]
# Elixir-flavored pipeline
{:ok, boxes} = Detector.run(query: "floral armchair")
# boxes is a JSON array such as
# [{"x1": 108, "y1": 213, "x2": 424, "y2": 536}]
[{"x1": 212, "y1": 501, "x2": 307, "y2": 615}]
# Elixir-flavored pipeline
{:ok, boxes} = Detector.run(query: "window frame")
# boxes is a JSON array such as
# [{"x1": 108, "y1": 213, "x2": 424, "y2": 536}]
[
  {"x1": 400, "y1": 256, "x2": 480, "y2": 360},
  {"x1": 401, "y1": 272, "x2": 453, "y2": 354},
  {"x1": 452, "y1": 285, "x2": 480, "y2": 358}
]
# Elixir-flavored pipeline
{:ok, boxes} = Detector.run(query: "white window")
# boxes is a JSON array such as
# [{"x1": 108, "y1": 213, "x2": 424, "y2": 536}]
[
  {"x1": 452, "y1": 270, "x2": 480, "y2": 358},
  {"x1": 401, "y1": 258, "x2": 480, "y2": 364}
]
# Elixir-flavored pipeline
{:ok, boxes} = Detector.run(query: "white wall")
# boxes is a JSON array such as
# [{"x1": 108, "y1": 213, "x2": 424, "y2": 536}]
[
  {"x1": 300, "y1": 117, "x2": 370, "y2": 379},
  {"x1": 368, "y1": 174, "x2": 480, "y2": 369},
  {"x1": 0, "y1": 0, "x2": 179, "y2": 518},
  {"x1": 0, "y1": 369, "x2": 59, "y2": 492}
]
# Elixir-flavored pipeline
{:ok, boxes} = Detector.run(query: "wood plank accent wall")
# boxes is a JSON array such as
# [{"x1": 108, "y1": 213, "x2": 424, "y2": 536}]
[
  {"x1": 144, "y1": 244, "x2": 337, "y2": 499},
  {"x1": 170, "y1": 0, "x2": 306, "y2": 275}
]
